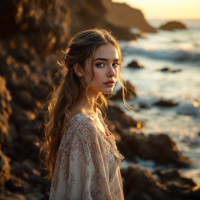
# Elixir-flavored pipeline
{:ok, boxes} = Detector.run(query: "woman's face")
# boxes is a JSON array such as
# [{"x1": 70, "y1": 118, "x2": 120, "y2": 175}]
[{"x1": 83, "y1": 43, "x2": 120, "y2": 94}]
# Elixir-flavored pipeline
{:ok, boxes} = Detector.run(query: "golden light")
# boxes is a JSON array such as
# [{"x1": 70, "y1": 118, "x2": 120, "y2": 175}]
[
  {"x1": 137, "y1": 123, "x2": 142, "y2": 129},
  {"x1": 193, "y1": 100, "x2": 200, "y2": 107}
]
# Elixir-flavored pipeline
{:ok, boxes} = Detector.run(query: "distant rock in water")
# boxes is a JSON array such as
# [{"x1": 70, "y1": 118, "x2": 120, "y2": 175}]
[
  {"x1": 127, "y1": 60, "x2": 145, "y2": 69},
  {"x1": 121, "y1": 165, "x2": 200, "y2": 200},
  {"x1": 157, "y1": 67, "x2": 182, "y2": 73},
  {"x1": 110, "y1": 81, "x2": 137, "y2": 100},
  {"x1": 153, "y1": 99, "x2": 179, "y2": 107},
  {"x1": 159, "y1": 21, "x2": 187, "y2": 31},
  {"x1": 102, "y1": 0, "x2": 156, "y2": 33}
]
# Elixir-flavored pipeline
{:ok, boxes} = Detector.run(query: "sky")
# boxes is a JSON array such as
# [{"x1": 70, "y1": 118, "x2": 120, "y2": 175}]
[{"x1": 112, "y1": 0, "x2": 200, "y2": 20}]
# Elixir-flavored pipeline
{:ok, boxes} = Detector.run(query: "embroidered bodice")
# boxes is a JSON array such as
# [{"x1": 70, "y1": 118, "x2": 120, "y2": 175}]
[{"x1": 49, "y1": 112, "x2": 125, "y2": 200}]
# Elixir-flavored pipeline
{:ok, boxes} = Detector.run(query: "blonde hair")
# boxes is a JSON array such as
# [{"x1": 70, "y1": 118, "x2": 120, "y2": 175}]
[{"x1": 40, "y1": 28, "x2": 134, "y2": 181}]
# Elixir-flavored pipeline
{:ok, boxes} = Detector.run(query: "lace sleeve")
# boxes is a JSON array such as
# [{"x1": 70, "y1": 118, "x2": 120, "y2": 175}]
[{"x1": 49, "y1": 116, "x2": 114, "y2": 200}]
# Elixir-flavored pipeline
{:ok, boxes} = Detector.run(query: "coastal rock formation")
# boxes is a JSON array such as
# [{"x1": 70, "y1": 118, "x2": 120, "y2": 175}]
[
  {"x1": 118, "y1": 131, "x2": 191, "y2": 167},
  {"x1": 159, "y1": 21, "x2": 187, "y2": 31},
  {"x1": 127, "y1": 60, "x2": 145, "y2": 69},
  {"x1": 0, "y1": 76, "x2": 12, "y2": 146},
  {"x1": 121, "y1": 165, "x2": 200, "y2": 200},
  {"x1": 0, "y1": 0, "x2": 70, "y2": 57},
  {"x1": 102, "y1": 0, "x2": 156, "y2": 33},
  {"x1": 0, "y1": 151, "x2": 11, "y2": 195},
  {"x1": 65, "y1": 0, "x2": 138, "y2": 40},
  {"x1": 157, "y1": 67, "x2": 182, "y2": 73},
  {"x1": 153, "y1": 99, "x2": 179, "y2": 107},
  {"x1": 0, "y1": 0, "x2": 197, "y2": 199},
  {"x1": 110, "y1": 81, "x2": 137, "y2": 100}
]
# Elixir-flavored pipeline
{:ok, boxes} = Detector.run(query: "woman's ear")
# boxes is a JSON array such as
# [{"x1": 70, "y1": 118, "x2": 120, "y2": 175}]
[{"x1": 73, "y1": 63, "x2": 83, "y2": 77}]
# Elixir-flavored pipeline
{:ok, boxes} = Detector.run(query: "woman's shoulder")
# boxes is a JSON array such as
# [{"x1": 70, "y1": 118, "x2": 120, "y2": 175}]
[{"x1": 64, "y1": 113, "x2": 97, "y2": 134}]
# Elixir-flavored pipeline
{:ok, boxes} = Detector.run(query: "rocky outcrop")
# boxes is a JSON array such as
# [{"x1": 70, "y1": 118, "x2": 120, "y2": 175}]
[
  {"x1": 0, "y1": 0, "x2": 69, "y2": 57},
  {"x1": 102, "y1": 0, "x2": 156, "y2": 33},
  {"x1": 0, "y1": 151, "x2": 11, "y2": 196},
  {"x1": 127, "y1": 60, "x2": 145, "y2": 69},
  {"x1": 118, "y1": 132, "x2": 191, "y2": 167},
  {"x1": 0, "y1": 76, "x2": 12, "y2": 146},
  {"x1": 157, "y1": 67, "x2": 182, "y2": 73},
  {"x1": 121, "y1": 165, "x2": 200, "y2": 200},
  {"x1": 153, "y1": 99, "x2": 179, "y2": 107},
  {"x1": 159, "y1": 21, "x2": 187, "y2": 31},
  {"x1": 110, "y1": 81, "x2": 137, "y2": 100},
  {"x1": 65, "y1": 0, "x2": 139, "y2": 40}
]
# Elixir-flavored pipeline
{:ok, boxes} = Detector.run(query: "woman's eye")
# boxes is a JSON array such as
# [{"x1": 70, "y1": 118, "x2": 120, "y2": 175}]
[
  {"x1": 96, "y1": 63, "x2": 105, "y2": 67},
  {"x1": 113, "y1": 63, "x2": 120, "y2": 67}
]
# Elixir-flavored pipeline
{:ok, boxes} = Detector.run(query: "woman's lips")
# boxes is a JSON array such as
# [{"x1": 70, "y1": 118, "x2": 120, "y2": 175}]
[{"x1": 104, "y1": 82, "x2": 114, "y2": 87}]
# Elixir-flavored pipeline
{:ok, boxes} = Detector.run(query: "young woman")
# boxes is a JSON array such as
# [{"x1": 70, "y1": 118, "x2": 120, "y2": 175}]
[{"x1": 40, "y1": 28, "x2": 133, "y2": 200}]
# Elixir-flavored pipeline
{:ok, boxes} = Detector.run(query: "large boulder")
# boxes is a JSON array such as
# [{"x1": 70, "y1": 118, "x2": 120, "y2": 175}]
[
  {"x1": 119, "y1": 132, "x2": 191, "y2": 167},
  {"x1": 122, "y1": 165, "x2": 167, "y2": 200},
  {"x1": 159, "y1": 21, "x2": 187, "y2": 31},
  {"x1": 122, "y1": 165, "x2": 200, "y2": 200}
]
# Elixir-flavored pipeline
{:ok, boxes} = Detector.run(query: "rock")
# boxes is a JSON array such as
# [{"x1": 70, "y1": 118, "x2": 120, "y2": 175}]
[
  {"x1": 102, "y1": 0, "x2": 156, "y2": 33},
  {"x1": 119, "y1": 132, "x2": 191, "y2": 167},
  {"x1": 154, "y1": 169, "x2": 196, "y2": 187},
  {"x1": 138, "y1": 102, "x2": 150, "y2": 109},
  {"x1": 0, "y1": 0, "x2": 69, "y2": 54},
  {"x1": 122, "y1": 165, "x2": 167, "y2": 200},
  {"x1": 106, "y1": 104, "x2": 144, "y2": 130},
  {"x1": 110, "y1": 81, "x2": 137, "y2": 100},
  {"x1": 127, "y1": 60, "x2": 145, "y2": 69},
  {"x1": 122, "y1": 165, "x2": 200, "y2": 200},
  {"x1": 0, "y1": 76, "x2": 12, "y2": 145},
  {"x1": 65, "y1": 0, "x2": 138, "y2": 40},
  {"x1": 157, "y1": 67, "x2": 182, "y2": 73},
  {"x1": 153, "y1": 99, "x2": 178, "y2": 107},
  {"x1": 159, "y1": 21, "x2": 187, "y2": 31},
  {"x1": 0, "y1": 151, "x2": 11, "y2": 192},
  {"x1": 5, "y1": 175, "x2": 28, "y2": 192}
]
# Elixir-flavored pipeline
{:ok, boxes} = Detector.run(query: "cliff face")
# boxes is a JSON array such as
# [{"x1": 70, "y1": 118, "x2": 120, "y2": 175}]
[
  {"x1": 102, "y1": 0, "x2": 156, "y2": 33},
  {"x1": 65, "y1": 0, "x2": 138, "y2": 40}
]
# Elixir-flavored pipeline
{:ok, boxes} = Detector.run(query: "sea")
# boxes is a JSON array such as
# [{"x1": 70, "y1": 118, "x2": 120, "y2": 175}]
[{"x1": 115, "y1": 19, "x2": 200, "y2": 185}]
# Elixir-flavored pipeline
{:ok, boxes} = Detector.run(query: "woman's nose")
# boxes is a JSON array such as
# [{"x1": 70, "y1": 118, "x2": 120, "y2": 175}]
[{"x1": 107, "y1": 64, "x2": 116, "y2": 77}]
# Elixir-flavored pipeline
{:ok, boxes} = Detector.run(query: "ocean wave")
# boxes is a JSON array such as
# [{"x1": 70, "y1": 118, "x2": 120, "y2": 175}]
[{"x1": 124, "y1": 45, "x2": 200, "y2": 65}]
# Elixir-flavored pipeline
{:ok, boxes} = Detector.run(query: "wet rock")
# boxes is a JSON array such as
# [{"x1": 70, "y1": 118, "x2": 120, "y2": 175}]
[
  {"x1": 119, "y1": 132, "x2": 191, "y2": 167},
  {"x1": 127, "y1": 60, "x2": 145, "y2": 69},
  {"x1": 159, "y1": 21, "x2": 187, "y2": 31},
  {"x1": 153, "y1": 99, "x2": 178, "y2": 107},
  {"x1": 122, "y1": 165, "x2": 167, "y2": 200},
  {"x1": 157, "y1": 67, "x2": 182, "y2": 73},
  {"x1": 154, "y1": 169, "x2": 196, "y2": 187},
  {"x1": 110, "y1": 81, "x2": 137, "y2": 100},
  {"x1": 122, "y1": 165, "x2": 200, "y2": 200},
  {"x1": 138, "y1": 102, "x2": 150, "y2": 109}
]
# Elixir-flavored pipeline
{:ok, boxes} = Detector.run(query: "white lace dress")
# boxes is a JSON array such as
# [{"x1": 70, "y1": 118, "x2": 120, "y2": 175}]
[{"x1": 49, "y1": 112, "x2": 125, "y2": 200}]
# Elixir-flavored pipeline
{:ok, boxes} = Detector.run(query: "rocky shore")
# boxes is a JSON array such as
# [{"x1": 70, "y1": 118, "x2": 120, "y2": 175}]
[{"x1": 0, "y1": 0, "x2": 199, "y2": 199}]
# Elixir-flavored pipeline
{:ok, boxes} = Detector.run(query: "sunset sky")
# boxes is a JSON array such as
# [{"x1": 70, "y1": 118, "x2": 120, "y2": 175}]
[{"x1": 112, "y1": 0, "x2": 200, "y2": 19}]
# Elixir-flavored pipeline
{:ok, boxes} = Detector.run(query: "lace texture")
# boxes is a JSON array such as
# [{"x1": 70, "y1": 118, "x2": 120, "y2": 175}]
[{"x1": 49, "y1": 113, "x2": 125, "y2": 200}]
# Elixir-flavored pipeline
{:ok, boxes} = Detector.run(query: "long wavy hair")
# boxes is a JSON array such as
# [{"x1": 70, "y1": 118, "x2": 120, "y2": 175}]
[{"x1": 40, "y1": 28, "x2": 134, "y2": 181}]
